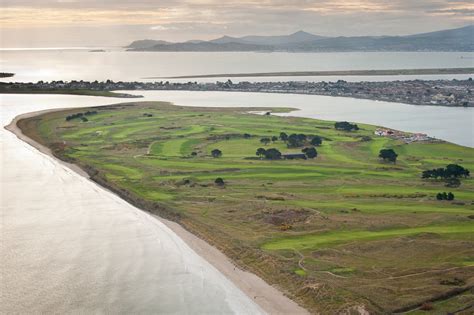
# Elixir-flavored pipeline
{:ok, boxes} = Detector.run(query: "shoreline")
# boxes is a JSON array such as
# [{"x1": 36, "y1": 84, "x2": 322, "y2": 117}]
[
  {"x1": 157, "y1": 67, "x2": 474, "y2": 79},
  {"x1": 5, "y1": 109, "x2": 308, "y2": 315}
]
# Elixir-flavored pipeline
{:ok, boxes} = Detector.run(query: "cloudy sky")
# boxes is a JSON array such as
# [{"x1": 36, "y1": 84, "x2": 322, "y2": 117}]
[{"x1": 1, "y1": 0, "x2": 472, "y2": 47}]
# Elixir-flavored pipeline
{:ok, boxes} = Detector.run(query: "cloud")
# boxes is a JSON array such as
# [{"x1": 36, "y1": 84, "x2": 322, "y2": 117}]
[
  {"x1": 1, "y1": 0, "x2": 472, "y2": 46},
  {"x1": 150, "y1": 25, "x2": 179, "y2": 31}
]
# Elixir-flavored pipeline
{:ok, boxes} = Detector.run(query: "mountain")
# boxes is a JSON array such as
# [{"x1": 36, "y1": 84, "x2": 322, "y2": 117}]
[
  {"x1": 126, "y1": 25, "x2": 473, "y2": 52},
  {"x1": 126, "y1": 39, "x2": 172, "y2": 49},
  {"x1": 209, "y1": 31, "x2": 325, "y2": 45},
  {"x1": 240, "y1": 31, "x2": 325, "y2": 45},
  {"x1": 296, "y1": 25, "x2": 474, "y2": 51},
  {"x1": 130, "y1": 41, "x2": 274, "y2": 52}
]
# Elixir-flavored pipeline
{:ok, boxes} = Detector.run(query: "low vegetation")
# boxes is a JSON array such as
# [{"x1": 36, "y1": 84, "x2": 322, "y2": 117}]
[{"x1": 18, "y1": 101, "x2": 474, "y2": 314}]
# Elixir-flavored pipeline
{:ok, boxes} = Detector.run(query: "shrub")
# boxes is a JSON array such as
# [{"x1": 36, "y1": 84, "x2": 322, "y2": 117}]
[
  {"x1": 264, "y1": 148, "x2": 282, "y2": 160},
  {"x1": 335, "y1": 121, "x2": 359, "y2": 131},
  {"x1": 379, "y1": 149, "x2": 398, "y2": 163},
  {"x1": 302, "y1": 147, "x2": 318, "y2": 159},
  {"x1": 214, "y1": 178, "x2": 225, "y2": 186},
  {"x1": 211, "y1": 149, "x2": 222, "y2": 158}
]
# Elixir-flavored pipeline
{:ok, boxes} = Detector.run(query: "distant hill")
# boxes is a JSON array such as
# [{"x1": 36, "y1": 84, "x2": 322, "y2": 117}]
[
  {"x1": 132, "y1": 41, "x2": 274, "y2": 52},
  {"x1": 126, "y1": 39, "x2": 172, "y2": 49},
  {"x1": 127, "y1": 25, "x2": 473, "y2": 52}
]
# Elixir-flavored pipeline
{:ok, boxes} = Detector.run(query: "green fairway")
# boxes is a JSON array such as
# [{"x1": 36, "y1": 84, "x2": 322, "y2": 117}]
[{"x1": 20, "y1": 101, "x2": 474, "y2": 314}]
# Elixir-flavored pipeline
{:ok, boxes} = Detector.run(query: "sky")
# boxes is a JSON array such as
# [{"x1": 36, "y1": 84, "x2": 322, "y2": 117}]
[{"x1": 0, "y1": 0, "x2": 472, "y2": 47}]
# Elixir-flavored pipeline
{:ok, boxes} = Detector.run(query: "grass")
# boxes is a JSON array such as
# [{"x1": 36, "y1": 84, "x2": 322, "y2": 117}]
[{"x1": 19, "y1": 101, "x2": 474, "y2": 314}]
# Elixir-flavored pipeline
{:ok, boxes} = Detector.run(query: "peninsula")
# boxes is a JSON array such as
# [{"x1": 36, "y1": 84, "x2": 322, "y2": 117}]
[{"x1": 17, "y1": 101, "x2": 474, "y2": 313}]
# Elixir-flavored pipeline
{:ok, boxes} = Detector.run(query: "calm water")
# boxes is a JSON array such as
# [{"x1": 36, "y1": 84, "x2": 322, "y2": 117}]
[
  {"x1": 1, "y1": 49, "x2": 473, "y2": 83},
  {"x1": 1, "y1": 93, "x2": 264, "y2": 314}
]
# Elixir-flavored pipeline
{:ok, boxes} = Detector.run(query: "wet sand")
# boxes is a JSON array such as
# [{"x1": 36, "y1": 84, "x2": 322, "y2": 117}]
[{"x1": 1, "y1": 95, "x2": 307, "y2": 314}]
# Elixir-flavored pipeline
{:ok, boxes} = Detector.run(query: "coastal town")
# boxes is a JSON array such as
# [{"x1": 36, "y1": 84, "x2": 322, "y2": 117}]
[{"x1": 1, "y1": 78, "x2": 473, "y2": 107}]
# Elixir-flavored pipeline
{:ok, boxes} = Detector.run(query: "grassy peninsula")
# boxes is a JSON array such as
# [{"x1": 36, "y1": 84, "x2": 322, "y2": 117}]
[{"x1": 18, "y1": 101, "x2": 474, "y2": 313}]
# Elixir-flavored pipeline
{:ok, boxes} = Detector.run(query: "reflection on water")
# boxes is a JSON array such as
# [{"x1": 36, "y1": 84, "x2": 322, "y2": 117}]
[{"x1": 1, "y1": 50, "x2": 473, "y2": 83}]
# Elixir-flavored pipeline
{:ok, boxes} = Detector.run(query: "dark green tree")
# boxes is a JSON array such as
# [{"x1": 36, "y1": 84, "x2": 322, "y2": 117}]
[
  {"x1": 279, "y1": 132, "x2": 288, "y2": 142},
  {"x1": 264, "y1": 148, "x2": 282, "y2": 160},
  {"x1": 215, "y1": 178, "x2": 225, "y2": 186},
  {"x1": 260, "y1": 137, "x2": 271, "y2": 146},
  {"x1": 271, "y1": 136, "x2": 278, "y2": 142},
  {"x1": 256, "y1": 148, "x2": 266, "y2": 159},
  {"x1": 310, "y1": 136, "x2": 323, "y2": 146},
  {"x1": 447, "y1": 192, "x2": 455, "y2": 200},
  {"x1": 302, "y1": 147, "x2": 318, "y2": 159},
  {"x1": 379, "y1": 149, "x2": 398, "y2": 163},
  {"x1": 211, "y1": 149, "x2": 222, "y2": 158}
]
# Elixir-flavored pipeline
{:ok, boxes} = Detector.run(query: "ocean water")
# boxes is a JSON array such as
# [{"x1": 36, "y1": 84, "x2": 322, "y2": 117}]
[{"x1": 1, "y1": 49, "x2": 473, "y2": 83}]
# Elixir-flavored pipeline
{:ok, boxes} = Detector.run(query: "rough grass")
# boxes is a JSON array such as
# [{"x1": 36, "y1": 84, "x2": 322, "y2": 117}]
[{"x1": 21, "y1": 101, "x2": 474, "y2": 314}]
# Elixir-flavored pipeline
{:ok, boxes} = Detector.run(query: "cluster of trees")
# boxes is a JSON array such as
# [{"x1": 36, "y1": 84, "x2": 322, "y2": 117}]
[
  {"x1": 422, "y1": 164, "x2": 470, "y2": 179},
  {"x1": 260, "y1": 136, "x2": 278, "y2": 145},
  {"x1": 335, "y1": 121, "x2": 359, "y2": 131},
  {"x1": 256, "y1": 146, "x2": 318, "y2": 160},
  {"x1": 379, "y1": 149, "x2": 398, "y2": 163},
  {"x1": 256, "y1": 148, "x2": 282, "y2": 160},
  {"x1": 65, "y1": 110, "x2": 98, "y2": 122},
  {"x1": 278, "y1": 132, "x2": 323, "y2": 148},
  {"x1": 436, "y1": 192, "x2": 454, "y2": 200}
]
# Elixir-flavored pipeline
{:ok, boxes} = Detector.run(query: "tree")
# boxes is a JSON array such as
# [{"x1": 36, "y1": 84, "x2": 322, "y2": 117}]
[
  {"x1": 436, "y1": 193, "x2": 444, "y2": 200},
  {"x1": 447, "y1": 192, "x2": 454, "y2": 200},
  {"x1": 287, "y1": 134, "x2": 306, "y2": 148},
  {"x1": 256, "y1": 148, "x2": 266, "y2": 159},
  {"x1": 215, "y1": 178, "x2": 225, "y2": 186},
  {"x1": 279, "y1": 132, "x2": 288, "y2": 142},
  {"x1": 302, "y1": 147, "x2": 318, "y2": 159},
  {"x1": 310, "y1": 136, "x2": 322, "y2": 146},
  {"x1": 191, "y1": 151, "x2": 197, "y2": 157},
  {"x1": 264, "y1": 148, "x2": 282, "y2": 160},
  {"x1": 271, "y1": 136, "x2": 278, "y2": 142},
  {"x1": 379, "y1": 148, "x2": 398, "y2": 163},
  {"x1": 211, "y1": 149, "x2": 222, "y2": 158},
  {"x1": 445, "y1": 164, "x2": 470, "y2": 178},
  {"x1": 260, "y1": 137, "x2": 271, "y2": 146}
]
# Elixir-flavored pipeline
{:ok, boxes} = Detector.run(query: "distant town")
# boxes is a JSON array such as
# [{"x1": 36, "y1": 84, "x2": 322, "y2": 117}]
[{"x1": 2, "y1": 78, "x2": 473, "y2": 107}]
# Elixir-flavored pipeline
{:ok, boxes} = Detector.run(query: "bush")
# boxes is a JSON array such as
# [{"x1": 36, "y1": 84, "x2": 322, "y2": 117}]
[
  {"x1": 302, "y1": 147, "x2": 318, "y2": 159},
  {"x1": 214, "y1": 178, "x2": 225, "y2": 186},
  {"x1": 436, "y1": 192, "x2": 454, "y2": 201},
  {"x1": 211, "y1": 149, "x2": 222, "y2": 158},
  {"x1": 379, "y1": 149, "x2": 398, "y2": 163},
  {"x1": 264, "y1": 148, "x2": 282, "y2": 160},
  {"x1": 310, "y1": 136, "x2": 323, "y2": 146},
  {"x1": 335, "y1": 121, "x2": 359, "y2": 131}
]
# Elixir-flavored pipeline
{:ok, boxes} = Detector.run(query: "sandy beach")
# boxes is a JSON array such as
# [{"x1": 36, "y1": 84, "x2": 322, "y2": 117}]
[{"x1": 2, "y1": 96, "x2": 307, "y2": 314}]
